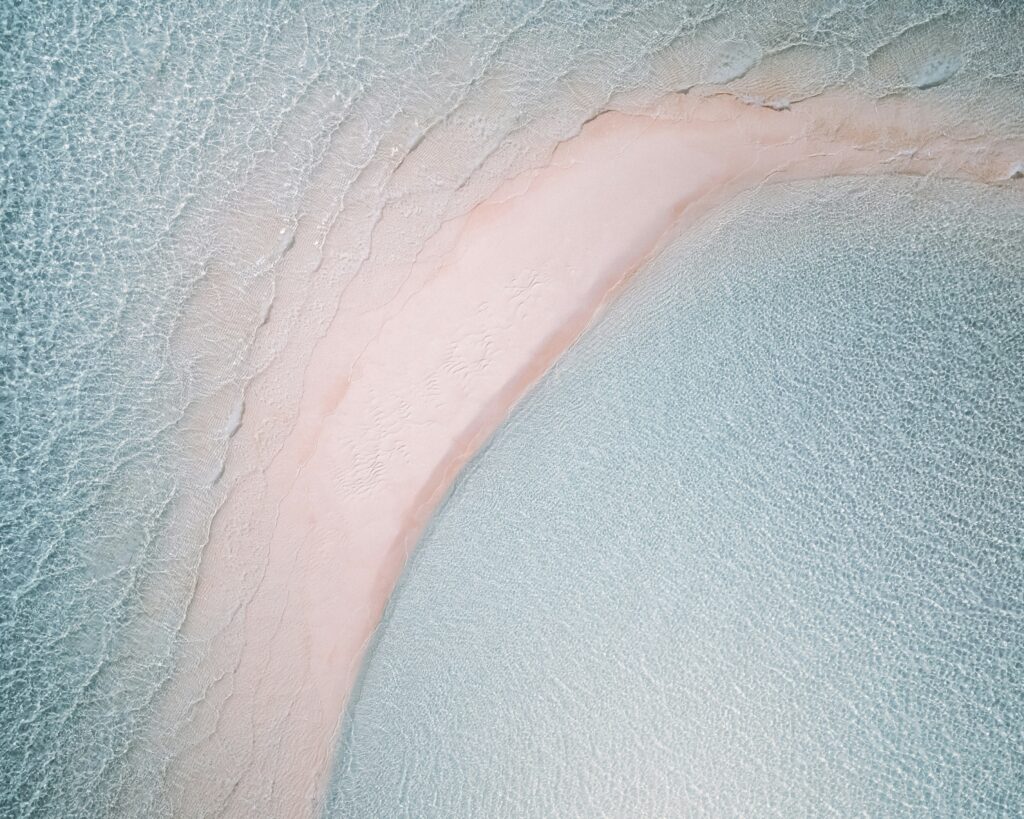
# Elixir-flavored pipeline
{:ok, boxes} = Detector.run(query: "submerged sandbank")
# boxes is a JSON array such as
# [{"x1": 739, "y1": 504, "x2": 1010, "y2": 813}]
[{"x1": 157, "y1": 90, "x2": 1022, "y2": 816}]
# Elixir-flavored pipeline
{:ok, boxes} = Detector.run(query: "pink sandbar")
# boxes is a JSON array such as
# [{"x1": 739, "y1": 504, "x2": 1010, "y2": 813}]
[{"x1": 161, "y1": 91, "x2": 1022, "y2": 815}]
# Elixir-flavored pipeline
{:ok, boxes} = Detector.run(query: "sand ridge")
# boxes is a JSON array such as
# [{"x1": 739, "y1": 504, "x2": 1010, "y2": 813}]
[{"x1": 157, "y1": 90, "x2": 1023, "y2": 817}]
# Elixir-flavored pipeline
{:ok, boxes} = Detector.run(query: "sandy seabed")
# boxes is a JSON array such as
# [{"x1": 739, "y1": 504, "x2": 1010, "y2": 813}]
[{"x1": 155, "y1": 90, "x2": 1023, "y2": 816}]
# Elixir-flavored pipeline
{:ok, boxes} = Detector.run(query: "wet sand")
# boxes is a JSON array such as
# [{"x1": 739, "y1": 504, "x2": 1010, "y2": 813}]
[{"x1": 158, "y1": 90, "x2": 1023, "y2": 816}]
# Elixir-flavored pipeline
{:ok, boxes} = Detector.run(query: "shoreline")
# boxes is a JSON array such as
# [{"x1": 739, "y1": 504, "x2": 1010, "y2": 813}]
[{"x1": 156, "y1": 90, "x2": 1023, "y2": 816}]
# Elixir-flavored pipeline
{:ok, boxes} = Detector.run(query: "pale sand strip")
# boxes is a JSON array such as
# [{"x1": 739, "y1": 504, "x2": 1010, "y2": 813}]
[{"x1": 160, "y1": 91, "x2": 1022, "y2": 816}]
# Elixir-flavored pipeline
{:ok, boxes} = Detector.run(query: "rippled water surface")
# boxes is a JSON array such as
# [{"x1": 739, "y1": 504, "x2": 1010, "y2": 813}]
[
  {"x1": 328, "y1": 177, "x2": 1024, "y2": 816},
  {"x1": 2, "y1": 1, "x2": 1023, "y2": 816}
]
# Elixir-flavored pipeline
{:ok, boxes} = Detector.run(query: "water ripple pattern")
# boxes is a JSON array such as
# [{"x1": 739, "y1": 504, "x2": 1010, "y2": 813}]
[{"x1": 1, "y1": 0, "x2": 1023, "y2": 815}]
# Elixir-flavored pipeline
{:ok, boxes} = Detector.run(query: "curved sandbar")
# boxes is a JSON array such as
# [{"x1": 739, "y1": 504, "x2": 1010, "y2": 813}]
[{"x1": 159, "y1": 90, "x2": 1022, "y2": 816}]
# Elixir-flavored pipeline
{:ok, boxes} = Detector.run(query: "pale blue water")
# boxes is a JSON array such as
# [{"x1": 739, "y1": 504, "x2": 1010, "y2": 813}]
[
  {"x1": 1, "y1": 1, "x2": 1022, "y2": 816},
  {"x1": 328, "y1": 177, "x2": 1024, "y2": 816}
]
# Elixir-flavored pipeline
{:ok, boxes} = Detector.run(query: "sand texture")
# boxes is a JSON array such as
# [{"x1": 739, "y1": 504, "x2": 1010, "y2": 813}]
[{"x1": 157, "y1": 91, "x2": 1023, "y2": 816}]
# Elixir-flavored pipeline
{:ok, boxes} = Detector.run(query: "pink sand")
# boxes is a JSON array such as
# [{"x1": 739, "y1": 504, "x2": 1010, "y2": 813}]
[{"x1": 158, "y1": 91, "x2": 1022, "y2": 816}]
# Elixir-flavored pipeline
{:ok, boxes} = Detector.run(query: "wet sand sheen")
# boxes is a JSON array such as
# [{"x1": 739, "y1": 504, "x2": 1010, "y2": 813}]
[{"x1": 159, "y1": 91, "x2": 1023, "y2": 816}]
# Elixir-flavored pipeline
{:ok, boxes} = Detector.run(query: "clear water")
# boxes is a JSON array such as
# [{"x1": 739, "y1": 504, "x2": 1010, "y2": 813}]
[
  {"x1": 2, "y1": 1, "x2": 1022, "y2": 815},
  {"x1": 328, "y1": 176, "x2": 1024, "y2": 816}
]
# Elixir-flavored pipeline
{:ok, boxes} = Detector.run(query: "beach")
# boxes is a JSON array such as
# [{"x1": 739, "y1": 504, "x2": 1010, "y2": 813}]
[
  {"x1": 146, "y1": 89, "x2": 1024, "y2": 816},
  {"x1": 7, "y1": 1, "x2": 1024, "y2": 815}
]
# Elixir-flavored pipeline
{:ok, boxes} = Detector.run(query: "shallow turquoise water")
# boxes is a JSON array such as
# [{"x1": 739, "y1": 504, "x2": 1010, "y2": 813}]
[
  {"x1": 327, "y1": 177, "x2": 1024, "y2": 816},
  {"x1": 2, "y1": 1, "x2": 1023, "y2": 815}
]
